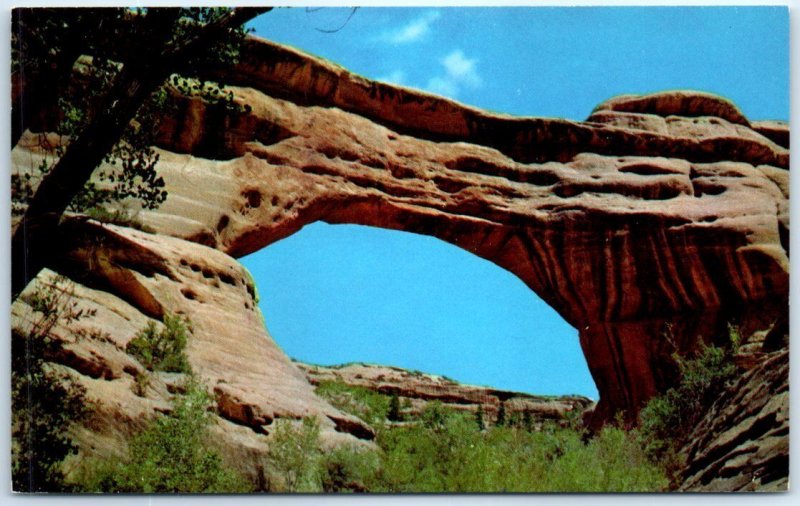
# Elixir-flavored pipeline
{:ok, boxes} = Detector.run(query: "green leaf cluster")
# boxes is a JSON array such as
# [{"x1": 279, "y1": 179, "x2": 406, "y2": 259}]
[
  {"x1": 78, "y1": 377, "x2": 250, "y2": 493},
  {"x1": 265, "y1": 418, "x2": 324, "y2": 492},
  {"x1": 312, "y1": 381, "x2": 667, "y2": 493},
  {"x1": 638, "y1": 340, "x2": 738, "y2": 481},
  {"x1": 314, "y1": 380, "x2": 392, "y2": 425},
  {"x1": 126, "y1": 313, "x2": 191, "y2": 373},
  {"x1": 373, "y1": 406, "x2": 666, "y2": 492}
]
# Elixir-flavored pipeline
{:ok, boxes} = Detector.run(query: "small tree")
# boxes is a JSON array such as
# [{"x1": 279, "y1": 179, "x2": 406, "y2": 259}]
[
  {"x1": 267, "y1": 417, "x2": 323, "y2": 492},
  {"x1": 387, "y1": 393, "x2": 403, "y2": 422},
  {"x1": 79, "y1": 377, "x2": 249, "y2": 492},
  {"x1": 126, "y1": 313, "x2": 192, "y2": 373},
  {"x1": 639, "y1": 341, "x2": 738, "y2": 482},
  {"x1": 11, "y1": 7, "x2": 270, "y2": 298},
  {"x1": 522, "y1": 410, "x2": 533, "y2": 432}
]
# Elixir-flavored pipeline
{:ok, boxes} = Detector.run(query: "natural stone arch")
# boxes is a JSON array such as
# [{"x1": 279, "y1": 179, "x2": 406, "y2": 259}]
[{"x1": 91, "y1": 37, "x2": 794, "y2": 425}]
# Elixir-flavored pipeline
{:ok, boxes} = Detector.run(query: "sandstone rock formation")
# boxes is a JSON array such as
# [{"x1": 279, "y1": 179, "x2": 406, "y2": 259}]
[
  {"x1": 679, "y1": 349, "x2": 789, "y2": 492},
  {"x1": 138, "y1": 36, "x2": 787, "y2": 425},
  {"x1": 10, "y1": 225, "x2": 376, "y2": 483},
  {"x1": 11, "y1": 34, "x2": 789, "y2": 479},
  {"x1": 299, "y1": 362, "x2": 593, "y2": 427}
]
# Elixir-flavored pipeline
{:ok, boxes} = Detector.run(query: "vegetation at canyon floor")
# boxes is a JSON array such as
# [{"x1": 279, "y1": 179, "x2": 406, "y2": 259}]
[{"x1": 13, "y1": 277, "x2": 741, "y2": 493}]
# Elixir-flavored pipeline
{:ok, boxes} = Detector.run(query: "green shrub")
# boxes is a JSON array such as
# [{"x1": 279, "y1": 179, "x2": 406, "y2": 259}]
[
  {"x1": 321, "y1": 445, "x2": 380, "y2": 493},
  {"x1": 78, "y1": 377, "x2": 250, "y2": 493},
  {"x1": 126, "y1": 314, "x2": 191, "y2": 373},
  {"x1": 542, "y1": 426, "x2": 668, "y2": 492},
  {"x1": 131, "y1": 370, "x2": 150, "y2": 397},
  {"x1": 387, "y1": 394, "x2": 402, "y2": 422},
  {"x1": 315, "y1": 380, "x2": 391, "y2": 425},
  {"x1": 496, "y1": 401, "x2": 506, "y2": 427},
  {"x1": 373, "y1": 412, "x2": 666, "y2": 493},
  {"x1": 639, "y1": 342, "x2": 738, "y2": 480},
  {"x1": 266, "y1": 417, "x2": 323, "y2": 492}
]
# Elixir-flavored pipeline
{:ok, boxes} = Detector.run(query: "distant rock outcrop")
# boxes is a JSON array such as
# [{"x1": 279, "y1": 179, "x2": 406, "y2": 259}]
[{"x1": 298, "y1": 362, "x2": 593, "y2": 427}]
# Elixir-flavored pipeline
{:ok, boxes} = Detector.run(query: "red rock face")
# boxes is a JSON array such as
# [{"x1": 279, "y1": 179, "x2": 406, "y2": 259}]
[{"x1": 141, "y1": 36, "x2": 791, "y2": 426}]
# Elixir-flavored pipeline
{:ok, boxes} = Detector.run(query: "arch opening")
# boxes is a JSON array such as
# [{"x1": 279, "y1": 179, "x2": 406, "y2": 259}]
[{"x1": 241, "y1": 222, "x2": 598, "y2": 399}]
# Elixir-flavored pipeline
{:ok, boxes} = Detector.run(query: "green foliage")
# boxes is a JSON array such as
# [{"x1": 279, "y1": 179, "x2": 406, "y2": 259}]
[
  {"x1": 78, "y1": 377, "x2": 250, "y2": 493},
  {"x1": 320, "y1": 445, "x2": 380, "y2": 493},
  {"x1": 266, "y1": 418, "x2": 323, "y2": 492},
  {"x1": 540, "y1": 426, "x2": 668, "y2": 492},
  {"x1": 131, "y1": 371, "x2": 151, "y2": 397},
  {"x1": 310, "y1": 381, "x2": 667, "y2": 492},
  {"x1": 373, "y1": 407, "x2": 666, "y2": 493},
  {"x1": 315, "y1": 380, "x2": 391, "y2": 425},
  {"x1": 11, "y1": 276, "x2": 90, "y2": 492},
  {"x1": 83, "y1": 206, "x2": 156, "y2": 232},
  {"x1": 475, "y1": 404, "x2": 485, "y2": 431},
  {"x1": 387, "y1": 393, "x2": 403, "y2": 422},
  {"x1": 522, "y1": 409, "x2": 533, "y2": 431},
  {"x1": 639, "y1": 341, "x2": 738, "y2": 480},
  {"x1": 126, "y1": 313, "x2": 191, "y2": 373}
]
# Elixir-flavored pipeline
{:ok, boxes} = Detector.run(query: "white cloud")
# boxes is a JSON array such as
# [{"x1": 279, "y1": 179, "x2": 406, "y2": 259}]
[
  {"x1": 442, "y1": 50, "x2": 482, "y2": 87},
  {"x1": 425, "y1": 50, "x2": 482, "y2": 99},
  {"x1": 376, "y1": 70, "x2": 407, "y2": 86},
  {"x1": 382, "y1": 10, "x2": 441, "y2": 44}
]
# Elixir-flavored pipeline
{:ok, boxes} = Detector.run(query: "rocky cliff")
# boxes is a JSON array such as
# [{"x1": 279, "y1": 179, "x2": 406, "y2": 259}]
[
  {"x1": 679, "y1": 349, "x2": 789, "y2": 492},
  {"x1": 11, "y1": 34, "x2": 789, "y2": 484},
  {"x1": 298, "y1": 361, "x2": 593, "y2": 426}
]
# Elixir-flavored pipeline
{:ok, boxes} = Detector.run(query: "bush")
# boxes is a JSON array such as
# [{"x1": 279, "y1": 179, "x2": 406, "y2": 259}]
[
  {"x1": 639, "y1": 341, "x2": 738, "y2": 480},
  {"x1": 321, "y1": 445, "x2": 380, "y2": 493},
  {"x1": 542, "y1": 426, "x2": 668, "y2": 492},
  {"x1": 266, "y1": 417, "x2": 323, "y2": 492},
  {"x1": 126, "y1": 313, "x2": 191, "y2": 373},
  {"x1": 83, "y1": 206, "x2": 155, "y2": 233},
  {"x1": 314, "y1": 380, "x2": 391, "y2": 425},
  {"x1": 372, "y1": 406, "x2": 667, "y2": 492},
  {"x1": 387, "y1": 394, "x2": 402, "y2": 422},
  {"x1": 78, "y1": 377, "x2": 250, "y2": 493}
]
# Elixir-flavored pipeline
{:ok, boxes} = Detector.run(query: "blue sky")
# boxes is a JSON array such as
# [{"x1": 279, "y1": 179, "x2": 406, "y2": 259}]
[{"x1": 241, "y1": 7, "x2": 787, "y2": 398}]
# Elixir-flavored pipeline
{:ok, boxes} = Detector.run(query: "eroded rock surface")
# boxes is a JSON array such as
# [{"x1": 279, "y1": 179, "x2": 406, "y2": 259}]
[
  {"x1": 299, "y1": 362, "x2": 593, "y2": 427},
  {"x1": 679, "y1": 350, "x2": 789, "y2": 492},
  {"x1": 11, "y1": 35, "x2": 789, "y2": 469}
]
